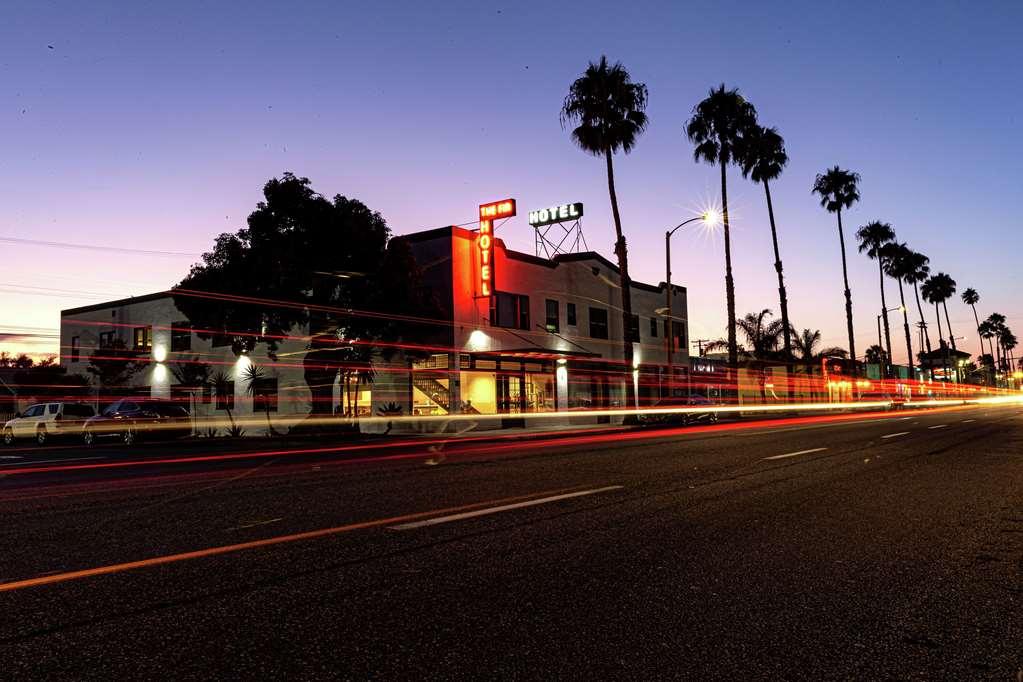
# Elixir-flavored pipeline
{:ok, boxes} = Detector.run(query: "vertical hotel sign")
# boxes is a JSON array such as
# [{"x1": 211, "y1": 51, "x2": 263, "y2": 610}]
[{"x1": 477, "y1": 198, "x2": 516, "y2": 298}]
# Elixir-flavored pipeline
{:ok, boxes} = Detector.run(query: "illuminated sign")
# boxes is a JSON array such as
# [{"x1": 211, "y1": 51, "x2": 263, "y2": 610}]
[
  {"x1": 528, "y1": 202, "x2": 583, "y2": 227},
  {"x1": 477, "y1": 199, "x2": 516, "y2": 298}
]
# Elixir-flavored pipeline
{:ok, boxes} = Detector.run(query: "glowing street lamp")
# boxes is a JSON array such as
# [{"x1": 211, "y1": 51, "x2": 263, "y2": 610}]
[{"x1": 664, "y1": 209, "x2": 720, "y2": 393}]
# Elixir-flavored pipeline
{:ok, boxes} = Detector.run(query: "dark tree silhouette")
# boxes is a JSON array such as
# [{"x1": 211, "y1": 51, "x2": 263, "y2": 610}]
[
  {"x1": 686, "y1": 84, "x2": 758, "y2": 366},
  {"x1": 812, "y1": 167, "x2": 861, "y2": 365},
  {"x1": 738, "y1": 124, "x2": 792, "y2": 358},
  {"x1": 561, "y1": 56, "x2": 649, "y2": 409},
  {"x1": 175, "y1": 173, "x2": 438, "y2": 420},
  {"x1": 901, "y1": 249, "x2": 933, "y2": 355},
  {"x1": 86, "y1": 339, "x2": 140, "y2": 394},
  {"x1": 856, "y1": 220, "x2": 897, "y2": 366},
  {"x1": 960, "y1": 288, "x2": 986, "y2": 371},
  {"x1": 882, "y1": 242, "x2": 916, "y2": 378}
]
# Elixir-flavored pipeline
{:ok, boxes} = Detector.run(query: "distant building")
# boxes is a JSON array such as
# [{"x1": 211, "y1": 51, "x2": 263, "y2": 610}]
[
  {"x1": 917, "y1": 341, "x2": 971, "y2": 382},
  {"x1": 60, "y1": 225, "x2": 689, "y2": 432}
]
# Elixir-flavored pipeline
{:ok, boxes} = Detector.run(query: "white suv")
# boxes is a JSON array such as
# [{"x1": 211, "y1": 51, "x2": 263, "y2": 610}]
[{"x1": 2, "y1": 402, "x2": 97, "y2": 446}]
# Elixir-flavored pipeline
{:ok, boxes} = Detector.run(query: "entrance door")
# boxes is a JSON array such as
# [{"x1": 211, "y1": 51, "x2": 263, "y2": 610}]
[{"x1": 497, "y1": 374, "x2": 525, "y2": 428}]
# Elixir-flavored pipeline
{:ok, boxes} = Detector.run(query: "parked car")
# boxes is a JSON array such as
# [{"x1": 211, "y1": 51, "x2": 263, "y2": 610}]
[
  {"x1": 82, "y1": 400, "x2": 191, "y2": 446},
  {"x1": 2, "y1": 402, "x2": 97, "y2": 445},
  {"x1": 639, "y1": 395, "x2": 722, "y2": 427}
]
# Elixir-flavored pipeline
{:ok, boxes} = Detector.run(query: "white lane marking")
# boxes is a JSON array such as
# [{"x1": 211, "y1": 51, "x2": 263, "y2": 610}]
[
  {"x1": 389, "y1": 486, "x2": 624, "y2": 530},
  {"x1": 961, "y1": 419, "x2": 975, "y2": 423},
  {"x1": 764, "y1": 447, "x2": 828, "y2": 461},
  {"x1": 928, "y1": 424, "x2": 948, "y2": 430},
  {"x1": 881, "y1": 432, "x2": 910, "y2": 439},
  {"x1": 0, "y1": 456, "x2": 23, "y2": 460},
  {"x1": 226, "y1": 518, "x2": 284, "y2": 532},
  {"x1": 0, "y1": 456, "x2": 105, "y2": 467}
]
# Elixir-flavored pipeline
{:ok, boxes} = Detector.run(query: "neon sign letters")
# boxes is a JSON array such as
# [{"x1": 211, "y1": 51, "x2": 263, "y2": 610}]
[
  {"x1": 527, "y1": 202, "x2": 583, "y2": 227},
  {"x1": 477, "y1": 198, "x2": 516, "y2": 298}
]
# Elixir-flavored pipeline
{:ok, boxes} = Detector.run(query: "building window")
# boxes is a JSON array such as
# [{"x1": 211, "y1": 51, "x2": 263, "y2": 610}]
[
  {"x1": 70, "y1": 336, "x2": 80, "y2": 362},
  {"x1": 215, "y1": 381, "x2": 235, "y2": 410},
  {"x1": 626, "y1": 314, "x2": 640, "y2": 343},
  {"x1": 132, "y1": 326, "x2": 153, "y2": 353},
  {"x1": 252, "y1": 377, "x2": 278, "y2": 413},
  {"x1": 171, "y1": 321, "x2": 192, "y2": 352},
  {"x1": 649, "y1": 318, "x2": 658, "y2": 338},
  {"x1": 98, "y1": 331, "x2": 116, "y2": 348},
  {"x1": 492, "y1": 292, "x2": 530, "y2": 330},
  {"x1": 566, "y1": 302, "x2": 577, "y2": 326},
  {"x1": 671, "y1": 321, "x2": 686, "y2": 352},
  {"x1": 589, "y1": 307, "x2": 609, "y2": 339},
  {"x1": 545, "y1": 299, "x2": 560, "y2": 333}
]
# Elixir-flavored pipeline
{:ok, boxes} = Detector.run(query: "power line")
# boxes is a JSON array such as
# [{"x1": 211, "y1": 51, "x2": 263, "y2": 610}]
[{"x1": 0, "y1": 236, "x2": 199, "y2": 257}]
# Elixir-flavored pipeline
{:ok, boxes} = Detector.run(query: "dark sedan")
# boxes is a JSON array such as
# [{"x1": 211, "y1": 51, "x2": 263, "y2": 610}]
[
  {"x1": 82, "y1": 399, "x2": 192, "y2": 445},
  {"x1": 639, "y1": 395, "x2": 723, "y2": 427}
]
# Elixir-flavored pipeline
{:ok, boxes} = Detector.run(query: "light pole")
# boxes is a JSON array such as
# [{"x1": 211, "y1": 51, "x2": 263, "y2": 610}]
[
  {"x1": 876, "y1": 306, "x2": 904, "y2": 377},
  {"x1": 665, "y1": 211, "x2": 719, "y2": 397}
]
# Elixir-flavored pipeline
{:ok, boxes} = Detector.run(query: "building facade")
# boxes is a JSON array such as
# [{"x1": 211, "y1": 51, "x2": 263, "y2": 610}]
[{"x1": 60, "y1": 224, "x2": 689, "y2": 433}]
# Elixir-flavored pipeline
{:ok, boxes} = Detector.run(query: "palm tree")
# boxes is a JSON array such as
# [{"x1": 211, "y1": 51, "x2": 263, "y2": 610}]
[
  {"x1": 735, "y1": 309, "x2": 786, "y2": 360},
  {"x1": 856, "y1": 221, "x2": 897, "y2": 366},
  {"x1": 864, "y1": 344, "x2": 887, "y2": 365},
  {"x1": 792, "y1": 328, "x2": 846, "y2": 362},
  {"x1": 242, "y1": 363, "x2": 278, "y2": 436},
  {"x1": 986, "y1": 313, "x2": 1007, "y2": 371},
  {"x1": 960, "y1": 288, "x2": 985, "y2": 365},
  {"x1": 978, "y1": 320, "x2": 997, "y2": 371},
  {"x1": 1001, "y1": 329, "x2": 1017, "y2": 375},
  {"x1": 211, "y1": 370, "x2": 238, "y2": 436},
  {"x1": 562, "y1": 56, "x2": 649, "y2": 409},
  {"x1": 922, "y1": 274, "x2": 956, "y2": 379},
  {"x1": 933, "y1": 273, "x2": 958, "y2": 351},
  {"x1": 811, "y1": 166, "x2": 861, "y2": 365},
  {"x1": 738, "y1": 124, "x2": 791, "y2": 358},
  {"x1": 901, "y1": 250, "x2": 932, "y2": 355},
  {"x1": 882, "y1": 242, "x2": 915, "y2": 378},
  {"x1": 686, "y1": 84, "x2": 758, "y2": 366}
]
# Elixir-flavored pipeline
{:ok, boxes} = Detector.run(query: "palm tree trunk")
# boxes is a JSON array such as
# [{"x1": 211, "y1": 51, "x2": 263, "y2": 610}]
[
  {"x1": 604, "y1": 149, "x2": 637, "y2": 411},
  {"x1": 897, "y1": 279, "x2": 914, "y2": 379},
  {"x1": 942, "y1": 300, "x2": 956, "y2": 351},
  {"x1": 912, "y1": 282, "x2": 932, "y2": 353},
  {"x1": 836, "y1": 209, "x2": 856, "y2": 365},
  {"x1": 763, "y1": 179, "x2": 791, "y2": 359},
  {"x1": 720, "y1": 159, "x2": 737, "y2": 367},
  {"x1": 970, "y1": 304, "x2": 989, "y2": 381},
  {"x1": 935, "y1": 302, "x2": 949, "y2": 380},
  {"x1": 878, "y1": 260, "x2": 893, "y2": 370}
]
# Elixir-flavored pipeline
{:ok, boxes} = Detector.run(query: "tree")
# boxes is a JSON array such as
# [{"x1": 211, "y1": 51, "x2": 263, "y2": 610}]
[
  {"x1": 86, "y1": 339, "x2": 140, "y2": 394},
  {"x1": 737, "y1": 124, "x2": 792, "y2": 358},
  {"x1": 736, "y1": 309, "x2": 787, "y2": 360},
  {"x1": 811, "y1": 166, "x2": 861, "y2": 365},
  {"x1": 210, "y1": 371, "x2": 239, "y2": 436},
  {"x1": 978, "y1": 321, "x2": 997, "y2": 371},
  {"x1": 0, "y1": 352, "x2": 36, "y2": 369},
  {"x1": 921, "y1": 274, "x2": 956, "y2": 380},
  {"x1": 791, "y1": 328, "x2": 847, "y2": 362},
  {"x1": 901, "y1": 249, "x2": 933, "y2": 355},
  {"x1": 686, "y1": 84, "x2": 758, "y2": 366},
  {"x1": 856, "y1": 221, "x2": 897, "y2": 367},
  {"x1": 961, "y1": 288, "x2": 986, "y2": 372},
  {"x1": 242, "y1": 363, "x2": 278, "y2": 436},
  {"x1": 864, "y1": 344, "x2": 887, "y2": 365},
  {"x1": 985, "y1": 313, "x2": 1007, "y2": 372},
  {"x1": 175, "y1": 173, "x2": 439, "y2": 422},
  {"x1": 12, "y1": 361, "x2": 89, "y2": 400},
  {"x1": 999, "y1": 327, "x2": 1017, "y2": 374},
  {"x1": 561, "y1": 56, "x2": 649, "y2": 410},
  {"x1": 882, "y1": 242, "x2": 916, "y2": 379}
]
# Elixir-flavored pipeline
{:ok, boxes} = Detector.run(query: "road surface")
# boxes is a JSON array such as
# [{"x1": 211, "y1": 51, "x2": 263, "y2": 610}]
[{"x1": 1, "y1": 403, "x2": 1021, "y2": 679}]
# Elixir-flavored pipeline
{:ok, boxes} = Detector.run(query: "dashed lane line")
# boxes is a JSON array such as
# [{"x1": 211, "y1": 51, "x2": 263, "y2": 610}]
[
  {"x1": 928, "y1": 424, "x2": 948, "y2": 430},
  {"x1": 389, "y1": 486, "x2": 624, "y2": 530},
  {"x1": 881, "y1": 432, "x2": 910, "y2": 439},
  {"x1": 763, "y1": 447, "x2": 828, "y2": 461}
]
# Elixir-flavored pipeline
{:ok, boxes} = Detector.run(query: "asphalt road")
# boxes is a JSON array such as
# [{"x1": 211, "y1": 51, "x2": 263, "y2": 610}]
[{"x1": 1, "y1": 403, "x2": 1021, "y2": 679}]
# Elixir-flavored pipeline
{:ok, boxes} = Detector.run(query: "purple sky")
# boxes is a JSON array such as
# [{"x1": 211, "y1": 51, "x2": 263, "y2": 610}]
[{"x1": 3, "y1": 1, "x2": 1020, "y2": 362}]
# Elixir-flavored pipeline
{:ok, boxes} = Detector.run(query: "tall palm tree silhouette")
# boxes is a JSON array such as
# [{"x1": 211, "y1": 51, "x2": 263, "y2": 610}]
[
  {"x1": 811, "y1": 167, "x2": 861, "y2": 365},
  {"x1": 922, "y1": 273, "x2": 956, "y2": 379},
  {"x1": 856, "y1": 221, "x2": 897, "y2": 366},
  {"x1": 561, "y1": 56, "x2": 648, "y2": 409},
  {"x1": 901, "y1": 250, "x2": 932, "y2": 355},
  {"x1": 961, "y1": 288, "x2": 984, "y2": 365},
  {"x1": 686, "y1": 84, "x2": 758, "y2": 365},
  {"x1": 738, "y1": 123, "x2": 792, "y2": 358},
  {"x1": 882, "y1": 242, "x2": 915, "y2": 377},
  {"x1": 986, "y1": 312, "x2": 1007, "y2": 371}
]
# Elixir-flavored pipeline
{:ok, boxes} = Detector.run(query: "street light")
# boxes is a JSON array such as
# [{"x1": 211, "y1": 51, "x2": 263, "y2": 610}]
[
  {"x1": 665, "y1": 210, "x2": 720, "y2": 395},
  {"x1": 876, "y1": 306, "x2": 904, "y2": 376}
]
